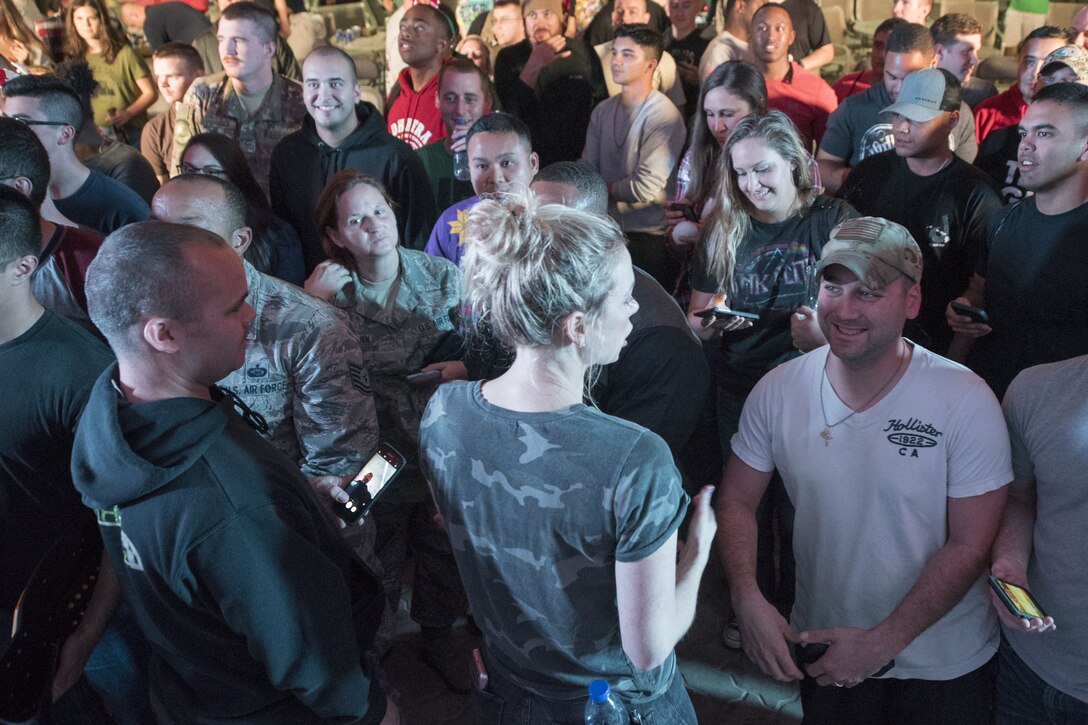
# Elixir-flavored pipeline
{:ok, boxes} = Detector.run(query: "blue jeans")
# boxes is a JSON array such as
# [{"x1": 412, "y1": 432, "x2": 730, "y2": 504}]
[
  {"x1": 474, "y1": 657, "x2": 696, "y2": 725},
  {"x1": 0, "y1": 606, "x2": 148, "y2": 725},
  {"x1": 997, "y1": 638, "x2": 1088, "y2": 725},
  {"x1": 80, "y1": 604, "x2": 154, "y2": 725}
]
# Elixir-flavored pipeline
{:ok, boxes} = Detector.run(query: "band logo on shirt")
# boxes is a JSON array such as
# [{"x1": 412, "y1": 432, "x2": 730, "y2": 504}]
[{"x1": 884, "y1": 418, "x2": 943, "y2": 458}]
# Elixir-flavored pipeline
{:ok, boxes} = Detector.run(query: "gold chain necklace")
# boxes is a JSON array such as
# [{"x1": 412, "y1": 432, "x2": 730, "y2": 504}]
[{"x1": 819, "y1": 341, "x2": 908, "y2": 445}]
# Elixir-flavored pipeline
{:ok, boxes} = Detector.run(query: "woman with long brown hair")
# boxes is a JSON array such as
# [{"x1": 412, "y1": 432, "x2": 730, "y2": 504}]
[
  {"x1": 64, "y1": 0, "x2": 155, "y2": 140},
  {"x1": 306, "y1": 169, "x2": 469, "y2": 685},
  {"x1": 0, "y1": 0, "x2": 51, "y2": 68}
]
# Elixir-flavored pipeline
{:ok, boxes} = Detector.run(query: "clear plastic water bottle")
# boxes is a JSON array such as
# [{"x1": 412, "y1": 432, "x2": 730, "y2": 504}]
[
  {"x1": 452, "y1": 117, "x2": 470, "y2": 181},
  {"x1": 584, "y1": 679, "x2": 629, "y2": 724}
]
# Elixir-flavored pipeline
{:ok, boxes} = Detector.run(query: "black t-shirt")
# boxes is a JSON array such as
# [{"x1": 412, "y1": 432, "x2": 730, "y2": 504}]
[
  {"x1": 54, "y1": 170, "x2": 150, "y2": 236},
  {"x1": 974, "y1": 124, "x2": 1025, "y2": 205},
  {"x1": 144, "y1": 1, "x2": 212, "y2": 50},
  {"x1": 843, "y1": 151, "x2": 1002, "y2": 353},
  {"x1": 969, "y1": 197, "x2": 1088, "y2": 397},
  {"x1": 692, "y1": 196, "x2": 852, "y2": 394},
  {"x1": 665, "y1": 28, "x2": 710, "y2": 121},
  {"x1": 782, "y1": 0, "x2": 831, "y2": 62},
  {"x1": 0, "y1": 311, "x2": 114, "y2": 611},
  {"x1": 595, "y1": 268, "x2": 710, "y2": 456}
]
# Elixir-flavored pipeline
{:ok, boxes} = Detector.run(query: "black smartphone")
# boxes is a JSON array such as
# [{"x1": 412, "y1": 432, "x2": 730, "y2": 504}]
[
  {"x1": 989, "y1": 576, "x2": 1047, "y2": 620},
  {"x1": 406, "y1": 369, "x2": 443, "y2": 386},
  {"x1": 794, "y1": 643, "x2": 895, "y2": 678},
  {"x1": 693, "y1": 306, "x2": 760, "y2": 321},
  {"x1": 950, "y1": 301, "x2": 990, "y2": 325},
  {"x1": 334, "y1": 443, "x2": 406, "y2": 524},
  {"x1": 669, "y1": 202, "x2": 698, "y2": 222}
]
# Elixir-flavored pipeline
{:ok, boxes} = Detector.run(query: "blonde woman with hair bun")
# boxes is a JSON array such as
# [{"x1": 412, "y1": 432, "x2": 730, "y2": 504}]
[{"x1": 419, "y1": 191, "x2": 715, "y2": 724}]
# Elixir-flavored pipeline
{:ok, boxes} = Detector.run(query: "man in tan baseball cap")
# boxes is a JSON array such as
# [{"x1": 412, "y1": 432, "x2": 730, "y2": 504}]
[
  {"x1": 1038, "y1": 44, "x2": 1088, "y2": 87},
  {"x1": 719, "y1": 214, "x2": 1012, "y2": 725}
]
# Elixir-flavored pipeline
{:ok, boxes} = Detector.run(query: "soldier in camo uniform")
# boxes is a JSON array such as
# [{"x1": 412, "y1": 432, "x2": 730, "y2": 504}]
[
  {"x1": 151, "y1": 174, "x2": 379, "y2": 484},
  {"x1": 172, "y1": 3, "x2": 305, "y2": 195},
  {"x1": 306, "y1": 169, "x2": 472, "y2": 694}
]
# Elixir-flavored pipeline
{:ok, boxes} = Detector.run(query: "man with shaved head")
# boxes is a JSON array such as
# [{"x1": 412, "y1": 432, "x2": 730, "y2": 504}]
[
  {"x1": 74, "y1": 219, "x2": 397, "y2": 724},
  {"x1": 271, "y1": 45, "x2": 436, "y2": 266},
  {"x1": 152, "y1": 173, "x2": 380, "y2": 486}
]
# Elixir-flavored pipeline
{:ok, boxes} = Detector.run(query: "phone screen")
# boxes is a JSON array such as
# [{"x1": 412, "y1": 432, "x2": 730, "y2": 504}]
[
  {"x1": 991, "y1": 577, "x2": 1046, "y2": 619},
  {"x1": 337, "y1": 445, "x2": 404, "y2": 523}
]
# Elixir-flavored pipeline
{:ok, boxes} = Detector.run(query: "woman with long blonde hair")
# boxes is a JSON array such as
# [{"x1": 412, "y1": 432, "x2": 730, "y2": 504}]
[{"x1": 686, "y1": 110, "x2": 854, "y2": 650}]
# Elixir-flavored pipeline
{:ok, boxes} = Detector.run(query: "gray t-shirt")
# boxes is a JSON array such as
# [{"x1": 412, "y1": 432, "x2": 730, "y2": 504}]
[
  {"x1": 820, "y1": 81, "x2": 978, "y2": 166},
  {"x1": 419, "y1": 380, "x2": 688, "y2": 701},
  {"x1": 1002, "y1": 356, "x2": 1088, "y2": 702}
]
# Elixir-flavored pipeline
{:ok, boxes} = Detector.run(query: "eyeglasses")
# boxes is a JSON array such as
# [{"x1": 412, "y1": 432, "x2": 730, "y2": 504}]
[
  {"x1": 0, "y1": 113, "x2": 70, "y2": 128},
  {"x1": 178, "y1": 163, "x2": 228, "y2": 177}
]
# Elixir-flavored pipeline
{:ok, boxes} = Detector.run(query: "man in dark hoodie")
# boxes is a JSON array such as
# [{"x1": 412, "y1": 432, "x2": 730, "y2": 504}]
[
  {"x1": 271, "y1": 46, "x2": 436, "y2": 267},
  {"x1": 73, "y1": 220, "x2": 398, "y2": 724}
]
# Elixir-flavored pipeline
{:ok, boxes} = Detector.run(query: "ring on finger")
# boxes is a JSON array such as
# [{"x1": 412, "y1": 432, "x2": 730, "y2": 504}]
[{"x1": 833, "y1": 682, "x2": 844, "y2": 687}]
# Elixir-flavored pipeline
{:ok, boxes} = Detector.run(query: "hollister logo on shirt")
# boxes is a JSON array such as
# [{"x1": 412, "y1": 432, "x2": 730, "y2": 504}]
[{"x1": 884, "y1": 418, "x2": 944, "y2": 458}]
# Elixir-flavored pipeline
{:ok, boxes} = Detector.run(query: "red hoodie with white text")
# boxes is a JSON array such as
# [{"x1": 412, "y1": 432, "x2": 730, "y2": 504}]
[{"x1": 386, "y1": 66, "x2": 446, "y2": 150}]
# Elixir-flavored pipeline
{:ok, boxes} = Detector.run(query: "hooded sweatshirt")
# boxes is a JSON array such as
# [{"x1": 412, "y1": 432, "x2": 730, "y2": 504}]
[
  {"x1": 385, "y1": 65, "x2": 446, "y2": 150},
  {"x1": 270, "y1": 102, "x2": 437, "y2": 271},
  {"x1": 71, "y1": 365, "x2": 386, "y2": 724}
]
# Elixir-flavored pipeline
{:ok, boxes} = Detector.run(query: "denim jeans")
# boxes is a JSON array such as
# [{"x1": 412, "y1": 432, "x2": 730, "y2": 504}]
[
  {"x1": 473, "y1": 657, "x2": 697, "y2": 725},
  {"x1": 79, "y1": 604, "x2": 154, "y2": 725},
  {"x1": 0, "y1": 605, "x2": 149, "y2": 725},
  {"x1": 997, "y1": 638, "x2": 1088, "y2": 725}
]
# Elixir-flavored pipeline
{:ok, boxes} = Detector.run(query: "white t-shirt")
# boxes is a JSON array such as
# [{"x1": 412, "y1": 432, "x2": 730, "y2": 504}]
[{"x1": 733, "y1": 343, "x2": 1012, "y2": 680}]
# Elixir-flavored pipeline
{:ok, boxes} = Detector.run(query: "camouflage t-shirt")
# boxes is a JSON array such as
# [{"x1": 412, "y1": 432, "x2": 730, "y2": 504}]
[{"x1": 419, "y1": 380, "x2": 688, "y2": 701}]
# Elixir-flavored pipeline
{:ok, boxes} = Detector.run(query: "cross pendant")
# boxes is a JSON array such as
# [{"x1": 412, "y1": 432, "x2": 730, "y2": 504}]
[{"x1": 821, "y1": 427, "x2": 832, "y2": 446}]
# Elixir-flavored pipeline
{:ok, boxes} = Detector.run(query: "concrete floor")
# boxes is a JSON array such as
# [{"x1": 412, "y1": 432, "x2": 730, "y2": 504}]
[{"x1": 382, "y1": 556, "x2": 802, "y2": 725}]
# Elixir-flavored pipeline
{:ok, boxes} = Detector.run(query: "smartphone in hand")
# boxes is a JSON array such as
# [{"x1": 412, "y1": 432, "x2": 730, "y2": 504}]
[
  {"x1": 669, "y1": 202, "x2": 698, "y2": 222},
  {"x1": 334, "y1": 443, "x2": 406, "y2": 524},
  {"x1": 950, "y1": 301, "x2": 990, "y2": 325},
  {"x1": 694, "y1": 307, "x2": 760, "y2": 322},
  {"x1": 989, "y1": 576, "x2": 1047, "y2": 620},
  {"x1": 406, "y1": 369, "x2": 443, "y2": 386}
]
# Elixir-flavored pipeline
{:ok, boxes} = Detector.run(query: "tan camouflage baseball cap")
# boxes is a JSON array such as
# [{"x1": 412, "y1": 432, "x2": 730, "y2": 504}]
[
  {"x1": 1041, "y1": 45, "x2": 1088, "y2": 82},
  {"x1": 816, "y1": 217, "x2": 923, "y2": 289}
]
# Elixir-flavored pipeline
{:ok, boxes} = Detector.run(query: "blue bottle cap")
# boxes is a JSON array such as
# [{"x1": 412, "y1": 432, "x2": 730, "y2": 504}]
[{"x1": 588, "y1": 679, "x2": 611, "y2": 703}]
